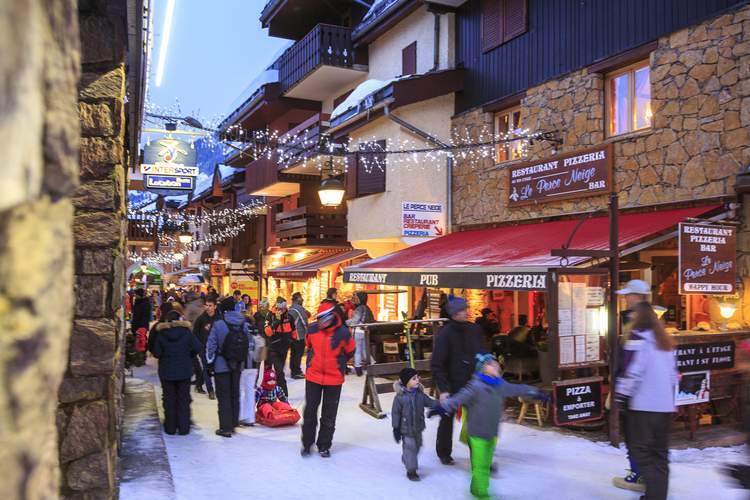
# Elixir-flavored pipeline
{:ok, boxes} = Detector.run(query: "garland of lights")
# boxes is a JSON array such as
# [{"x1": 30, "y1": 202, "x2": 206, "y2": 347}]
[{"x1": 127, "y1": 200, "x2": 266, "y2": 226}]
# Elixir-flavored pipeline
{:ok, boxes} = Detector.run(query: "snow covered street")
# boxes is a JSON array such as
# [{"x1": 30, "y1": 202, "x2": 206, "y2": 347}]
[{"x1": 125, "y1": 361, "x2": 748, "y2": 500}]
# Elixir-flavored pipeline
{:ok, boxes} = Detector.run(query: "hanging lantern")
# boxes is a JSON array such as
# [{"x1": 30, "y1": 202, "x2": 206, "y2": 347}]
[
  {"x1": 178, "y1": 231, "x2": 193, "y2": 244},
  {"x1": 318, "y1": 177, "x2": 345, "y2": 207}
]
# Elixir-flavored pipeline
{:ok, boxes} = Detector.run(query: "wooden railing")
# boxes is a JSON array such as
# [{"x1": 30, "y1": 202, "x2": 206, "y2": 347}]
[
  {"x1": 274, "y1": 205, "x2": 348, "y2": 248},
  {"x1": 127, "y1": 218, "x2": 157, "y2": 243},
  {"x1": 278, "y1": 113, "x2": 331, "y2": 170},
  {"x1": 279, "y1": 24, "x2": 356, "y2": 93}
]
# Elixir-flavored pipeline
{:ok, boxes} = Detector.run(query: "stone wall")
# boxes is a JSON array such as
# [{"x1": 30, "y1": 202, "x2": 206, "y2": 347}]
[
  {"x1": 57, "y1": 1, "x2": 128, "y2": 498},
  {"x1": 0, "y1": 1, "x2": 79, "y2": 498},
  {"x1": 452, "y1": 4, "x2": 750, "y2": 227}
]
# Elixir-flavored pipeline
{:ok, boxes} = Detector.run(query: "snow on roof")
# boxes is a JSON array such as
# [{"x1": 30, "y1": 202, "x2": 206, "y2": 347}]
[
  {"x1": 354, "y1": 0, "x2": 401, "y2": 37},
  {"x1": 192, "y1": 172, "x2": 212, "y2": 198},
  {"x1": 330, "y1": 77, "x2": 400, "y2": 120},
  {"x1": 219, "y1": 165, "x2": 242, "y2": 182}
]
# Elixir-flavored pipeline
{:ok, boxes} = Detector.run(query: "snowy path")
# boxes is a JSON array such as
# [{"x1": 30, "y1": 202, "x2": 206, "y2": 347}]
[{"x1": 129, "y1": 361, "x2": 747, "y2": 500}]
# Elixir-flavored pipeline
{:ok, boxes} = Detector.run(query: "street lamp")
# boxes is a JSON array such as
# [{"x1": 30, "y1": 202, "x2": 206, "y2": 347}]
[
  {"x1": 318, "y1": 177, "x2": 345, "y2": 207},
  {"x1": 178, "y1": 231, "x2": 193, "y2": 244}
]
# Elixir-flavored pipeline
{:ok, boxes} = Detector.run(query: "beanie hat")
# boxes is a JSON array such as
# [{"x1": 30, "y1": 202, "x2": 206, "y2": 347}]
[
  {"x1": 261, "y1": 367, "x2": 277, "y2": 389},
  {"x1": 317, "y1": 302, "x2": 336, "y2": 322},
  {"x1": 399, "y1": 367, "x2": 418, "y2": 387},
  {"x1": 445, "y1": 295, "x2": 468, "y2": 317},
  {"x1": 475, "y1": 352, "x2": 496, "y2": 372}
]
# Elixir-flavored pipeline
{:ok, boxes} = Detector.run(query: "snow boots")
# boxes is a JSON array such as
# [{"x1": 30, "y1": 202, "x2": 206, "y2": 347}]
[
  {"x1": 407, "y1": 470, "x2": 420, "y2": 481},
  {"x1": 612, "y1": 470, "x2": 646, "y2": 493}
]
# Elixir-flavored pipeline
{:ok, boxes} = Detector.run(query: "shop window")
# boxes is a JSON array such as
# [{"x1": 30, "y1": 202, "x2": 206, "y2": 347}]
[
  {"x1": 606, "y1": 61, "x2": 652, "y2": 136},
  {"x1": 494, "y1": 106, "x2": 523, "y2": 163},
  {"x1": 402, "y1": 41, "x2": 417, "y2": 75},
  {"x1": 481, "y1": 0, "x2": 528, "y2": 53},
  {"x1": 357, "y1": 140, "x2": 386, "y2": 196}
]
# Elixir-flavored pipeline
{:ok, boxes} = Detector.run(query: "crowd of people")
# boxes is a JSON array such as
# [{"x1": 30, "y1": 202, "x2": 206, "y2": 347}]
[{"x1": 126, "y1": 280, "x2": 691, "y2": 500}]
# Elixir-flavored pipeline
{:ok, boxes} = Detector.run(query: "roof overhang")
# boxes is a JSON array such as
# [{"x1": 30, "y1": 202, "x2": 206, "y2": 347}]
[{"x1": 218, "y1": 83, "x2": 321, "y2": 132}]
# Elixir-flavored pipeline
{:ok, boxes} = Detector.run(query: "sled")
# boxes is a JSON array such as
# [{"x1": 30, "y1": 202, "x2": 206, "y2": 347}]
[{"x1": 256, "y1": 406, "x2": 301, "y2": 427}]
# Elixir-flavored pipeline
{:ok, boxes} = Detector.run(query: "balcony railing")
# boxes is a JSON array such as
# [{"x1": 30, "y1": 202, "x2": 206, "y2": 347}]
[
  {"x1": 277, "y1": 113, "x2": 331, "y2": 170},
  {"x1": 279, "y1": 24, "x2": 360, "y2": 94},
  {"x1": 274, "y1": 206, "x2": 348, "y2": 248},
  {"x1": 127, "y1": 218, "x2": 157, "y2": 243}
]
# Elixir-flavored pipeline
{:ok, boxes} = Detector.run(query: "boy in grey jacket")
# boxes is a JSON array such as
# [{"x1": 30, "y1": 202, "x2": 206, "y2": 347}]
[
  {"x1": 429, "y1": 353, "x2": 547, "y2": 499},
  {"x1": 392, "y1": 367, "x2": 438, "y2": 481}
]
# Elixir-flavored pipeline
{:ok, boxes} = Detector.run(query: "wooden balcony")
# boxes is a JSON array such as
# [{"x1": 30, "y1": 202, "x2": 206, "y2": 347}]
[
  {"x1": 127, "y1": 218, "x2": 157, "y2": 246},
  {"x1": 278, "y1": 113, "x2": 349, "y2": 175},
  {"x1": 274, "y1": 205, "x2": 348, "y2": 249},
  {"x1": 279, "y1": 24, "x2": 367, "y2": 100},
  {"x1": 245, "y1": 156, "x2": 318, "y2": 197}
]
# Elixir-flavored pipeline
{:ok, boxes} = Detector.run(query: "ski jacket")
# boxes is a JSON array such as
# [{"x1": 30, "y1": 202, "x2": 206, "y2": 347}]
[
  {"x1": 206, "y1": 311, "x2": 254, "y2": 374},
  {"x1": 192, "y1": 311, "x2": 220, "y2": 346},
  {"x1": 152, "y1": 320, "x2": 202, "y2": 381},
  {"x1": 305, "y1": 317, "x2": 356, "y2": 386},
  {"x1": 256, "y1": 386, "x2": 288, "y2": 407},
  {"x1": 391, "y1": 382, "x2": 437, "y2": 437},
  {"x1": 288, "y1": 303, "x2": 310, "y2": 341},
  {"x1": 430, "y1": 320, "x2": 486, "y2": 394},
  {"x1": 616, "y1": 328, "x2": 678, "y2": 413},
  {"x1": 267, "y1": 311, "x2": 295, "y2": 353},
  {"x1": 131, "y1": 297, "x2": 151, "y2": 332},
  {"x1": 441, "y1": 374, "x2": 538, "y2": 439}
]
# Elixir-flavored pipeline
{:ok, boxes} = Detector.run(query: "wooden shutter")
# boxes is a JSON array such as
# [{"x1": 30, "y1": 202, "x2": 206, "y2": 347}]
[
  {"x1": 402, "y1": 41, "x2": 417, "y2": 75},
  {"x1": 357, "y1": 140, "x2": 386, "y2": 196},
  {"x1": 481, "y1": 0, "x2": 502, "y2": 52},
  {"x1": 503, "y1": 0, "x2": 527, "y2": 42}
]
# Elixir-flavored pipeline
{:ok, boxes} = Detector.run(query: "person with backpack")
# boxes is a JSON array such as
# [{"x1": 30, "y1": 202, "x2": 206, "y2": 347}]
[
  {"x1": 346, "y1": 291, "x2": 374, "y2": 376},
  {"x1": 151, "y1": 309, "x2": 202, "y2": 435},
  {"x1": 192, "y1": 296, "x2": 221, "y2": 399},
  {"x1": 288, "y1": 292, "x2": 310, "y2": 380},
  {"x1": 206, "y1": 300, "x2": 254, "y2": 437}
]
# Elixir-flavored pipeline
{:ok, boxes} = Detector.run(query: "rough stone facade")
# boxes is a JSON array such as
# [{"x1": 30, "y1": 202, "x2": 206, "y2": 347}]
[
  {"x1": 452, "y1": 4, "x2": 750, "y2": 227},
  {"x1": 57, "y1": 2, "x2": 129, "y2": 499}
]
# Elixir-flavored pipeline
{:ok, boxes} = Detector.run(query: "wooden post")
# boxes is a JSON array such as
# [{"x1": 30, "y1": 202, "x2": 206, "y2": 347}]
[{"x1": 608, "y1": 192, "x2": 621, "y2": 446}]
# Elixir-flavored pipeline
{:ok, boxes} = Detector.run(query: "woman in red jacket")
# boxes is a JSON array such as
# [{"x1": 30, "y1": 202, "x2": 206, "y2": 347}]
[{"x1": 301, "y1": 302, "x2": 355, "y2": 458}]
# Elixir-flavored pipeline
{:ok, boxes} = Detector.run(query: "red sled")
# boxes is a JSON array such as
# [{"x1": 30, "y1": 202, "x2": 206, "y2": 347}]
[{"x1": 256, "y1": 402, "x2": 301, "y2": 427}]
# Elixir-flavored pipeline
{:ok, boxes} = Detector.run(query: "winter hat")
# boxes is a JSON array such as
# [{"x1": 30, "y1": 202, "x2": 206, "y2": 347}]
[
  {"x1": 399, "y1": 367, "x2": 418, "y2": 387},
  {"x1": 261, "y1": 367, "x2": 277, "y2": 389},
  {"x1": 259, "y1": 297, "x2": 270, "y2": 308},
  {"x1": 317, "y1": 302, "x2": 337, "y2": 322},
  {"x1": 475, "y1": 353, "x2": 496, "y2": 372},
  {"x1": 445, "y1": 295, "x2": 468, "y2": 317}
]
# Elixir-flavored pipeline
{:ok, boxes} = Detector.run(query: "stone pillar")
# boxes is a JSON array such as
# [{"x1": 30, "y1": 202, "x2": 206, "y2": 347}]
[
  {"x1": 57, "y1": 1, "x2": 128, "y2": 498},
  {"x1": 0, "y1": 1, "x2": 79, "y2": 499}
]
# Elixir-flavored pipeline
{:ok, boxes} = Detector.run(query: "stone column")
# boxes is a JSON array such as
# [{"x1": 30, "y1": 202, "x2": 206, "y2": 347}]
[
  {"x1": 0, "y1": 1, "x2": 79, "y2": 499},
  {"x1": 57, "y1": 1, "x2": 128, "y2": 498}
]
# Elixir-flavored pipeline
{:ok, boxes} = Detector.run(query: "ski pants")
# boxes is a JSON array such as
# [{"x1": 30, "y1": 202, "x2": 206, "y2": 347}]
[
  {"x1": 290, "y1": 339, "x2": 306, "y2": 377},
  {"x1": 468, "y1": 435, "x2": 498, "y2": 499},
  {"x1": 192, "y1": 350, "x2": 214, "y2": 393},
  {"x1": 268, "y1": 347, "x2": 289, "y2": 397},
  {"x1": 354, "y1": 330, "x2": 367, "y2": 368},
  {"x1": 620, "y1": 408, "x2": 640, "y2": 475},
  {"x1": 161, "y1": 378, "x2": 191, "y2": 434},
  {"x1": 215, "y1": 369, "x2": 241, "y2": 432},
  {"x1": 402, "y1": 434, "x2": 422, "y2": 472},
  {"x1": 436, "y1": 411, "x2": 455, "y2": 459},
  {"x1": 627, "y1": 410, "x2": 672, "y2": 500},
  {"x1": 301, "y1": 381, "x2": 342, "y2": 451}
]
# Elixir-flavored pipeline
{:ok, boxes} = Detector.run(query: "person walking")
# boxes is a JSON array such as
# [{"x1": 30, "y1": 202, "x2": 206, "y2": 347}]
[
  {"x1": 254, "y1": 297, "x2": 272, "y2": 332},
  {"x1": 206, "y1": 300, "x2": 253, "y2": 437},
  {"x1": 151, "y1": 309, "x2": 202, "y2": 435},
  {"x1": 192, "y1": 296, "x2": 220, "y2": 399},
  {"x1": 430, "y1": 295, "x2": 485, "y2": 465},
  {"x1": 612, "y1": 279, "x2": 653, "y2": 493},
  {"x1": 288, "y1": 292, "x2": 310, "y2": 380},
  {"x1": 615, "y1": 301, "x2": 678, "y2": 500},
  {"x1": 301, "y1": 303, "x2": 355, "y2": 458},
  {"x1": 130, "y1": 288, "x2": 151, "y2": 334},
  {"x1": 346, "y1": 291, "x2": 374, "y2": 376},
  {"x1": 266, "y1": 297, "x2": 295, "y2": 396}
]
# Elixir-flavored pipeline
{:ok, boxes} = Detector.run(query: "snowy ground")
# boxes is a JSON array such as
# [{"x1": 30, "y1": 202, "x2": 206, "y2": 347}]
[{"x1": 127, "y1": 360, "x2": 748, "y2": 500}]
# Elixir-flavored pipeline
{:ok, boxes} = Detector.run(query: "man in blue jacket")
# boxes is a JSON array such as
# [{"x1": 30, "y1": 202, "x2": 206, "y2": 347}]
[{"x1": 206, "y1": 301, "x2": 253, "y2": 437}]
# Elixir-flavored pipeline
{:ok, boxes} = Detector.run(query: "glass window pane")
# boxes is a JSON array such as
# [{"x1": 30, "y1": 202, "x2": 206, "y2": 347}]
[
  {"x1": 609, "y1": 73, "x2": 630, "y2": 135},
  {"x1": 634, "y1": 66, "x2": 651, "y2": 130},
  {"x1": 511, "y1": 110, "x2": 522, "y2": 159},
  {"x1": 496, "y1": 113, "x2": 510, "y2": 162}
]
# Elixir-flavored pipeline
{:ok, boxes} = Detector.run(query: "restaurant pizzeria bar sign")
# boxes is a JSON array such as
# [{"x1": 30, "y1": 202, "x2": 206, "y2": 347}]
[
  {"x1": 678, "y1": 222, "x2": 736, "y2": 294},
  {"x1": 507, "y1": 145, "x2": 613, "y2": 206}
]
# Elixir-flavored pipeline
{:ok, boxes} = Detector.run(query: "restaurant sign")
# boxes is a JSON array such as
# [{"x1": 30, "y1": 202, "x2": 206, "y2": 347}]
[
  {"x1": 678, "y1": 223, "x2": 736, "y2": 294},
  {"x1": 343, "y1": 270, "x2": 548, "y2": 291},
  {"x1": 676, "y1": 341, "x2": 734, "y2": 372},
  {"x1": 552, "y1": 377, "x2": 603, "y2": 425},
  {"x1": 507, "y1": 144, "x2": 613, "y2": 207},
  {"x1": 401, "y1": 202, "x2": 445, "y2": 238}
]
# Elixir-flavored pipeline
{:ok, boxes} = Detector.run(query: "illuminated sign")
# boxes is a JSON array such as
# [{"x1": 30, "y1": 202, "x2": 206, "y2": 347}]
[{"x1": 144, "y1": 175, "x2": 194, "y2": 190}]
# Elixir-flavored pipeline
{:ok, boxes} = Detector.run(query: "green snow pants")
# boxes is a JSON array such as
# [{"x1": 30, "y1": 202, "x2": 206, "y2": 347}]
[{"x1": 468, "y1": 435, "x2": 497, "y2": 499}]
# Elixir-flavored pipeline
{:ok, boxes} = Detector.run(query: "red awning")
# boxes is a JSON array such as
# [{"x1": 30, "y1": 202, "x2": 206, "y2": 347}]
[
  {"x1": 343, "y1": 205, "x2": 721, "y2": 290},
  {"x1": 268, "y1": 249, "x2": 368, "y2": 281}
]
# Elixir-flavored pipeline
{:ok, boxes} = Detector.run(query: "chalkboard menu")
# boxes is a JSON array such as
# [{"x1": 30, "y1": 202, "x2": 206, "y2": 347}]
[
  {"x1": 676, "y1": 341, "x2": 734, "y2": 372},
  {"x1": 553, "y1": 377, "x2": 603, "y2": 425}
]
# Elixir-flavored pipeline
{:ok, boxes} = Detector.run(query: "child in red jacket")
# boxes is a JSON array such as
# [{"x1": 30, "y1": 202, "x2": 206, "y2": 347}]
[{"x1": 255, "y1": 367, "x2": 299, "y2": 427}]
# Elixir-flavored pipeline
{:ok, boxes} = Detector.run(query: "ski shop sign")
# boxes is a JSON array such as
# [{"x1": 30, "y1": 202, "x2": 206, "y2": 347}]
[
  {"x1": 676, "y1": 341, "x2": 734, "y2": 372},
  {"x1": 141, "y1": 138, "x2": 198, "y2": 194},
  {"x1": 553, "y1": 377, "x2": 603, "y2": 425},
  {"x1": 344, "y1": 270, "x2": 547, "y2": 290},
  {"x1": 507, "y1": 144, "x2": 613, "y2": 207},
  {"x1": 678, "y1": 223, "x2": 736, "y2": 294},
  {"x1": 145, "y1": 175, "x2": 195, "y2": 190},
  {"x1": 401, "y1": 202, "x2": 445, "y2": 238}
]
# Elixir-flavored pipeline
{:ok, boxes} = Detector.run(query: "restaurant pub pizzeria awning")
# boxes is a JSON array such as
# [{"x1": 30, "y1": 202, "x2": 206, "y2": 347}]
[{"x1": 343, "y1": 206, "x2": 720, "y2": 291}]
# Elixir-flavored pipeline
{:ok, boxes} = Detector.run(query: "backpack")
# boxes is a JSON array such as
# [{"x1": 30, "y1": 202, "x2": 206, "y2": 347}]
[
  {"x1": 134, "y1": 327, "x2": 148, "y2": 353},
  {"x1": 221, "y1": 322, "x2": 250, "y2": 369}
]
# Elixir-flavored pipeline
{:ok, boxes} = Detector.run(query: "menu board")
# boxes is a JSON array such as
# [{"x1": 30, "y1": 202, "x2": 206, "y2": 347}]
[
  {"x1": 553, "y1": 377, "x2": 604, "y2": 425},
  {"x1": 558, "y1": 276, "x2": 605, "y2": 368},
  {"x1": 678, "y1": 222, "x2": 736, "y2": 294}
]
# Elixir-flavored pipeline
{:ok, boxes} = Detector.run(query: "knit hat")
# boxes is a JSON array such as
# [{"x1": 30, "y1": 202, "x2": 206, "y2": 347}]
[
  {"x1": 399, "y1": 367, "x2": 418, "y2": 387},
  {"x1": 259, "y1": 297, "x2": 270, "y2": 308},
  {"x1": 445, "y1": 295, "x2": 468, "y2": 317},
  {"x1": 475, "y1": 353, "x2": 496, "y2": 372},
  {"x1": 317, "y1": 302, "x2": 336, "y2": 322},
  {"x1": 261, "y1": 367, "x2": 277, "y2": 389}
]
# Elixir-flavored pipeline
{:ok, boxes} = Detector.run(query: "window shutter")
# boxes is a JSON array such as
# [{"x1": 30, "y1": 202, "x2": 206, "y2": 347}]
[
  {"x1": 481, "y1": 0, "x2": 502, "y2": 53},
  {"x1": 503, "y1": 0, "x2": 527, "y2": 42},
  {"x1": 402, "y1": 41, "x2": 417, "y2": 75},
  {"x1": 357, "y1": 140, "x2": 386, "y2": 196}
]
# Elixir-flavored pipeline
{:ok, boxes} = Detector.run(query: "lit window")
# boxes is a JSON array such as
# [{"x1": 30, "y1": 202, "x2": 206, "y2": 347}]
[
  {"x1": 495, "y1": 106, "x2": 523, "y2": 163},
  {"x1": 606, "y1": 61, "x2": 652, "y2": 136}
]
